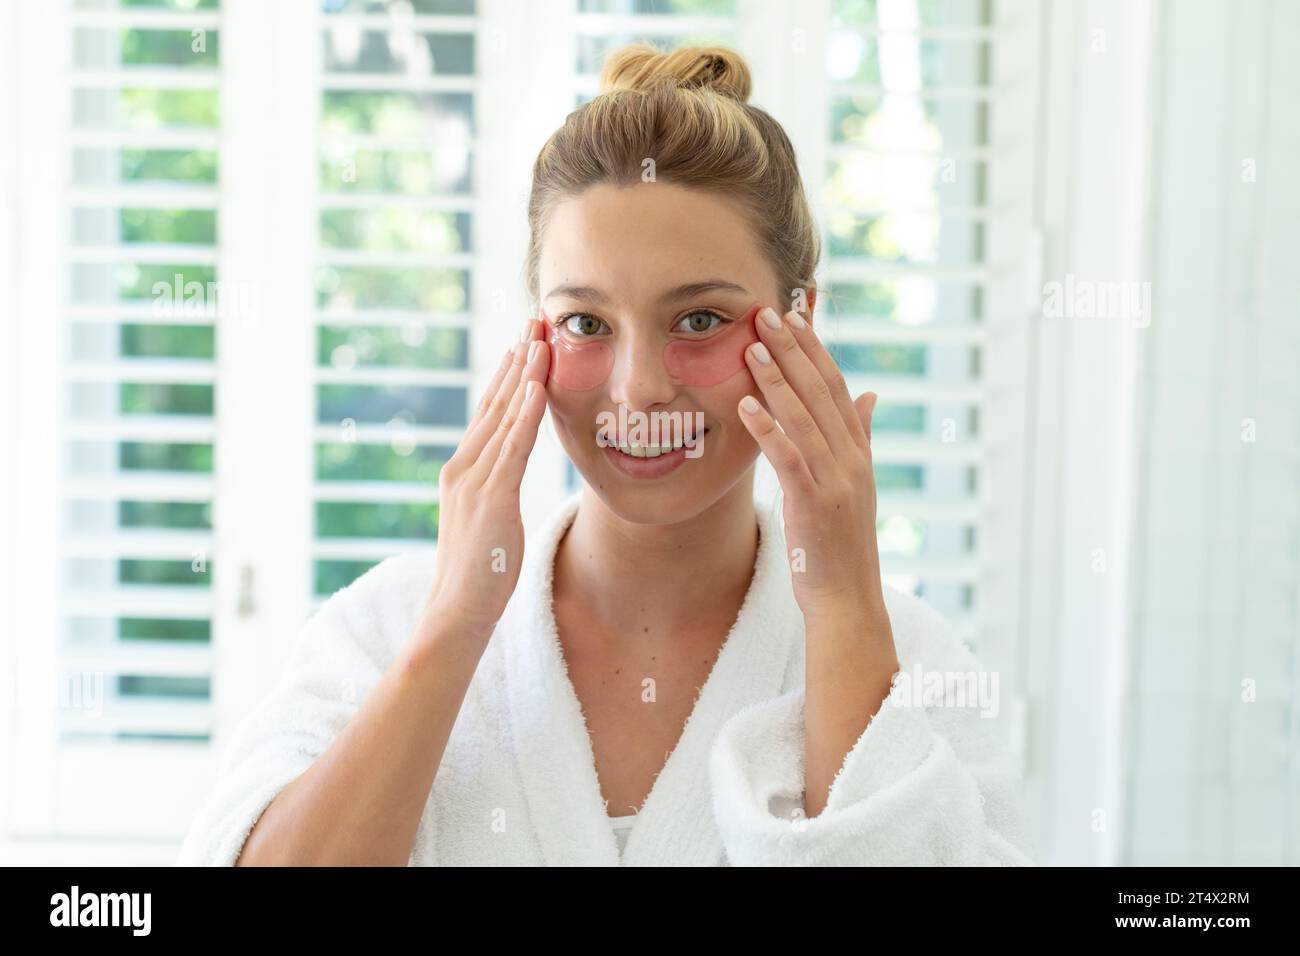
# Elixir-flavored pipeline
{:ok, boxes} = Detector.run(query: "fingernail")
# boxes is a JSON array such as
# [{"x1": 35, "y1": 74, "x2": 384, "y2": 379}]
[
  {"x1": 750, "y1": 342, "x2": 772, "y2": 364},
  {"x1": 740, "y1": 395, "x2": 760, "y2": 414},
  {"x1": 526, "y1": 380, "x2": 537, "y2": 400},
  {"x1": 520, "y1": 318, "x2": 532, "y2": 341},
  {"x1": 528, "y1": 339, "x2": 540, "y2": 362},
  {"x1": 785, "y1": 310, "x2": 807, "y2": 329},
  {"x1": 760, "y1": 307, "x2": 782, "y2": 330}
]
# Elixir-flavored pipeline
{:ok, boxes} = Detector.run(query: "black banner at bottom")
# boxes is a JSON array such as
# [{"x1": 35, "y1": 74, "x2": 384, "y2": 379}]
[{"x1": 3, "y1": 865, "x2": 1288, "y2": 941}]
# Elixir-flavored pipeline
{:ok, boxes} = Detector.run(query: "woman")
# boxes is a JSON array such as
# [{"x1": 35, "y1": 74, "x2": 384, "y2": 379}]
[{"x1": 177, "y1": 43, "x2": 1034, "y2": 867}]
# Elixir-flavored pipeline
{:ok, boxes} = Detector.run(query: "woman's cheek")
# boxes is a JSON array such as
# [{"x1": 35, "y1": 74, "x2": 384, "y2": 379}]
[
  {"x1": 545, "y1": 390, "x2": 593, "y2": 450},
  {"x1": 693, "y1": 374, "x2": 763, "y2": 459}
]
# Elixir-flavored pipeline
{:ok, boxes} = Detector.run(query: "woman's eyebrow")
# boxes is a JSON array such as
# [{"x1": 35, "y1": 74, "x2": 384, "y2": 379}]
[
  {"x1": 545, "y1": 284, "x2": 610, "y2": 304},
  {"x1": 657, "y1": 280, "x2": 749, "y2": 304},
  {"x1": 543, "y1": 279, "x2": 749, "y2": 306}
]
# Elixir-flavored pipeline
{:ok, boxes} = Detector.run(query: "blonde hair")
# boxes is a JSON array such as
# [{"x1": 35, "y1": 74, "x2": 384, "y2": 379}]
[{"x1": 524, "y1": 42, "x2": 821, "y2": 310}]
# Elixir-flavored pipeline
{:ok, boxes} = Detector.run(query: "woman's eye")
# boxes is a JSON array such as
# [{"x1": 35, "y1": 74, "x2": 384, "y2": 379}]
[
  {"x1": 556, "y1": 310, "x2": 728, "y2": 336},
  {"x1": 561, "y1": 314, "x2": 608, "y2": 336},
  {"x1": 674, "y1": 310, "x2": 728, "y2": 334}
]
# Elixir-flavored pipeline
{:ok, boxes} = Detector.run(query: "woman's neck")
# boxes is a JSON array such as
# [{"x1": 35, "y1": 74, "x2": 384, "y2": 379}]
[{"x1": 553, "y1": 480, "x2": 761, "y2": 647}]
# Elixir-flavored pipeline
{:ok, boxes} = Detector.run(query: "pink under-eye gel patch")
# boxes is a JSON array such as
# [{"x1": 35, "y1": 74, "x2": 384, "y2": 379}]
[
  {"x1": 545, "y1": 312, "x2": 616, "y2": 391},
  {"x1": 544, "y1": 303, "x2": 764, "y2": 391},
  {"x1": 663, "y1": 303, "x2": 763, "y2": 387}
]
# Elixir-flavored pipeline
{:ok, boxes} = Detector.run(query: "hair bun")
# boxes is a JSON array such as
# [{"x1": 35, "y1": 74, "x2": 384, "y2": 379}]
[{"x1": 598, "y1": 42, "x2": 752, "y2": 102}]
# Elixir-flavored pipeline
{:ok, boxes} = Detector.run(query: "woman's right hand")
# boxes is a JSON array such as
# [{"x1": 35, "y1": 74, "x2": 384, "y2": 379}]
[{"x1": 421, "y1": 317, "x2": 550, "y2": 641}]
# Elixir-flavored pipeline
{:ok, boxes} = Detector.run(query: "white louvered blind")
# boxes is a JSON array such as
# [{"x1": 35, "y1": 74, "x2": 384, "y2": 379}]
[
  {"x1": 64, "y1": 0, "x2": 220, "y2": 740},
  {"x1": 816, "y1": 0, "x2": 1036, "y2": 668},
  {"x1": 1124, "y1": 0, "x2": 1300, "y2": 865},
  {"x1": 15, "y1": 0, "x2": 224, "y2": 839},
  {"x1": 311, "y1": 0, "x2": 478, "y2": 601}
]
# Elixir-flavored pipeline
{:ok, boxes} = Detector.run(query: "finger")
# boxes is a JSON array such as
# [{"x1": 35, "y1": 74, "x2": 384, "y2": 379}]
[
  {"x1": 470, "y1": 337, "x2": 549, "y2": 485},
  {"x1": 736, "y1": 393, "x2": 816, "y2": 496},
  {"x1": 753, "y1": 306, "x2": 860, "y2": 461},
  {"x1": 483, "y1": 379, "x2": 548, "y2": 496},
  {"x1": 782, "y1": 309, "x2": 871, "y2": 454},
  {"x1": 744, "y1": 341, "x2": 835, "y2": 486},
  {"x1": 471, "y1": 346, "x2": 516, "y2": 423},
  {"x1": 459, "y1": 319, "x2": 540, "y2": 463}
]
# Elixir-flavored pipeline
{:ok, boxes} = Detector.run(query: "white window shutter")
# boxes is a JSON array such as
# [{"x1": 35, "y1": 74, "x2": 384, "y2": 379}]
[
  {"x1": 12, "y1": 0, "x2": 226, "y2": 841},
  {"x1": 309, "y1": 0, "x2": 484, "y2": 608}
]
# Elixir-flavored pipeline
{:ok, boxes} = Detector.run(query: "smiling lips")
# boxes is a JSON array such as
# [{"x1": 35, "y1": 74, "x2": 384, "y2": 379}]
[{"x1": 544, "y1": 303, "x2": 764, "y2": 391}]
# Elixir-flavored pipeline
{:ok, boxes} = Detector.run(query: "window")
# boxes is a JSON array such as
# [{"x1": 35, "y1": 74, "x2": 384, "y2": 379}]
[
  {"x1": 821, "y1": 0, "x2": 1002, "y2": 638},
  {"x1": 9, "y1": 0, "x2": 225, "y2": 841},
  {"x1": 63, "y1": 0, "x2": 221, "y2": 745},
  {"x1": 312, "y1": 0, "x2": 479, "y2": 603},
  {"x1": 816, "y1": 0, "x2": 1040, "y2": 777}
]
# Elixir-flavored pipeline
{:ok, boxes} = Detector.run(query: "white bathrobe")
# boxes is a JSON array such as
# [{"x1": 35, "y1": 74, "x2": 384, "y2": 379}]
[{"x1": 176, "y1": 489, "x2": 1035, "y2": 866}]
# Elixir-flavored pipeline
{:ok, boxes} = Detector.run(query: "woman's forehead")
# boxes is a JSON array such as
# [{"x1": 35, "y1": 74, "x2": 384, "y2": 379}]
[{"x1": 539, "y1": 185, "x2": 772, "y2": 302}]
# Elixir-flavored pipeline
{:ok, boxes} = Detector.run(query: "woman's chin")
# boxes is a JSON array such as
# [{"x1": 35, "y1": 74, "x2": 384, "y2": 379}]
[{"x1": 576, "y1": 452, "x2": 751, "y2": 528}]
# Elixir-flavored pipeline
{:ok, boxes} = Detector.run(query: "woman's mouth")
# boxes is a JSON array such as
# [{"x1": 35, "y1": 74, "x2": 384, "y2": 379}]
[{"x1": 600, "y1": 428, "x2": 709, "y2": 480}]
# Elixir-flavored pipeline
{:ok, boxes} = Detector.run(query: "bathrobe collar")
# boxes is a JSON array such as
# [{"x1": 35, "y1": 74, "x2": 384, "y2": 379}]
[{"x1": 500, "y1": 489, "x2": 802, "y2": 866}]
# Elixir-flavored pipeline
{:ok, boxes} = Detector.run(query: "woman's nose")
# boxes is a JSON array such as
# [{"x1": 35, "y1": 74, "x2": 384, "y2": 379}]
[{"x1": 607, "y1": 334, "x2": 678, "y2": 410}]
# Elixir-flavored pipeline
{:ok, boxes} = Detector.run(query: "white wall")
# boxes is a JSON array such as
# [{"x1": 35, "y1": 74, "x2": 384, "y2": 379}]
[
  {"x1": 1123, "y1": 0, "x2": 1300, "y2": 865},
  {"x1": 1023, "y1": 0, "x2": 1300, "y2": 865}
]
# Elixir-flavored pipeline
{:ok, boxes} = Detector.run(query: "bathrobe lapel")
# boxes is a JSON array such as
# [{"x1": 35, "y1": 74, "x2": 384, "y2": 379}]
[{"x1": 501, "y1": 491, "x2": 803, "y2": 867}]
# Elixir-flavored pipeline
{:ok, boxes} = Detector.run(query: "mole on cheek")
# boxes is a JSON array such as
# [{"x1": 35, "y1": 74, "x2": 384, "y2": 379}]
[
  {"x1": 545, "y1": 310, "x2": 615, "y2": 391},
  {"x1": 662, "y1": 303, "x2": 763, "y2": 387}
]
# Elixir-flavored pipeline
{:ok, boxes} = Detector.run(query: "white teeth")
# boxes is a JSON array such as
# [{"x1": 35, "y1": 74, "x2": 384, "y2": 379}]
[
  {"x1": 601, "y1": 429, "x2": 706, "y2": 458},
  {"x1": 620, "y1": 441, "x2": 676, "y2": 458}
]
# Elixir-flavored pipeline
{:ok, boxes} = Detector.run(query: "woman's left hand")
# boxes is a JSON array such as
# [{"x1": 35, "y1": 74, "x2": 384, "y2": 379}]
[
  {"x1": 736, "y1": 303, "x2": 901, "y2": 817},
  {"x1": 736, "y1": 304, "x2": 891, "y2": 633}
]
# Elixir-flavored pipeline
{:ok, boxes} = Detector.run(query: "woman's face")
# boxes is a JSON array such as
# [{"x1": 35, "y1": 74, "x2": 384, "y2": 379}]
[{"x1": 538, "y1": 181, "x2": 798, "y2": 526}]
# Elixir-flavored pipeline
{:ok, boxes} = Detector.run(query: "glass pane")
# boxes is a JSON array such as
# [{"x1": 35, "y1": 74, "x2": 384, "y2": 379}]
[
  {"x1": 827, "y1": 35, "x2": 989, "y2": 87},
  {"x1": 74, "y1": 28, "x2": 221, "y2": 69},
  {"x1": 316, "y1": 502, "x2": 439, "y2": 539},
  {"x1": 832, "y1": 0, "x2": 989, "y2": 29},
  {"x1": 319, "y1": 325, "x2": 468, "y2": 369},
  {"x1": 322, "y1": 0, "x2": 475, "y2": 14},
  {"x1": 315, "y1": 265, "x2": 469, "y2": 311},
  {"x1": 72, "y1": 89, "x2": 219, "y2": 130},
  {"x1": 321, "y1": 91, "x2": 473, "y2": 137},
  {"x1": 317, "y1": 441, "x2": 453, "y2": 483},
  {"x1": 323, "y1": 29, "x2": 474, "y2": 74},
  {"x1": 579, "y1": 0, "x2": 736, "y2": 14},
  {"x1": 320, "y1": 209, "x2": 470, "y2": 253},
  {"x1": 822, "y1": 280, "x2": 984, "y2": 326},
  {"x1": 317, "y1": 385, "x2": 467, "y2": 426},
  {"x1": 319, "y1": 145, "x2": 472, "y2": 194}
]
